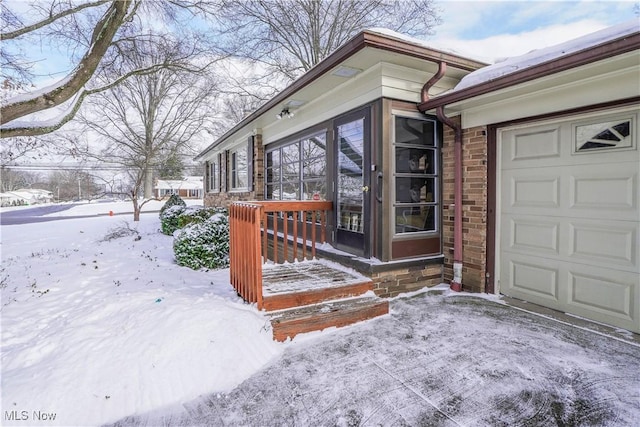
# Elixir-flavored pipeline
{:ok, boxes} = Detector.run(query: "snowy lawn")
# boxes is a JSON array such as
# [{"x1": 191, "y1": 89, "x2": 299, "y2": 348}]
[{"x1": 1, "y1": 207, "x2": 282, "y2": 426}]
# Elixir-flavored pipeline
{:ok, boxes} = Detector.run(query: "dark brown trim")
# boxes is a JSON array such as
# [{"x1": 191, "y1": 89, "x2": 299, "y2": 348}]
[
  {"x1": 392, "y1": 236, "x2": 440, "y2": 259},
  {"x1": 418, "y1": 32, "x2": 640, "y2": 112},
  {"x1": 196, "y1": 30, "x2": 486, "y2": 160},
  {"x1": 485, "y1": 126, "x2": 497, "y2": 294}
]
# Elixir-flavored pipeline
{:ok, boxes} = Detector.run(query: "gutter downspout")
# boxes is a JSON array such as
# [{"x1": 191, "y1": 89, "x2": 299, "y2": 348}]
[
  {"x1": 421, "y1": 61, "x2": 463, "y2": 292},
  {"x1": 436, "y1": 106, "x2": 463, "y2": 292}
]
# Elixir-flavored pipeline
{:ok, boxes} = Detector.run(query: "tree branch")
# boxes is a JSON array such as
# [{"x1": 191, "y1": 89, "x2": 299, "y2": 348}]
[
  {"x1": 0, "y1": 62, "x2": 189, "y2": 138},
  {"x1": 0, "y1": 0, "x2": 133, "y2": 126},
  {"x1": 1, "y1": 0, "x2": 112, "y2": 40}
]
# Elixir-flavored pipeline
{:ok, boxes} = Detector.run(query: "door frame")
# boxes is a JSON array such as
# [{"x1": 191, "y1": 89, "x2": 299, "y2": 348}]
[{"x1": 333, "y1": 107, "x2": 372, "y2": 257}]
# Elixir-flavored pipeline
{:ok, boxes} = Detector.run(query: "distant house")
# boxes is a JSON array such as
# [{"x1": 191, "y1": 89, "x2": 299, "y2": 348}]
[
  {"x1": 154, "y1": 176, "x2": 203, "y2": 199},
  {"x1": 196, "y1": 21, "x2": 640, "y2": 334},
  {"x1": 0, "y1": 188, "x2": 54, "y2": 206}
]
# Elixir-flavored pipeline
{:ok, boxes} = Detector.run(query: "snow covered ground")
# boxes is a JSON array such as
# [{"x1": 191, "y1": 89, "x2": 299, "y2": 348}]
[
  {"x1": 1, "y1": 202, "x2": 282, "y2": 426},
  {"x1": 2, "y1": 201, "x2": 639, "y2": 426}
]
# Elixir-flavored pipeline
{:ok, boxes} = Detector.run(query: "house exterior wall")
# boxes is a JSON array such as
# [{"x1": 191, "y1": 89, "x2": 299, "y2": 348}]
[
  {"x1": 442, "y1": 119, "x2": 489, "y2": 293},
  {"x1": 204, "y1": 134, "x2": 265, "y2": 208}
]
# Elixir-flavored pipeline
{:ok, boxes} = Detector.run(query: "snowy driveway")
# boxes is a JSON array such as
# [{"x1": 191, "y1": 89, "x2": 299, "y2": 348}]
[{"x1": 111, "y1": 290, "x2": 640, "y2": 426}]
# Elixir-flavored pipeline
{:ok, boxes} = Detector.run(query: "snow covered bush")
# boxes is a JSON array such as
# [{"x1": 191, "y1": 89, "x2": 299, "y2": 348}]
[
  {"x1": 177, "y1": 206, "x2": 223, "y2": 229},
  {"x1": 160, "y1": 204, "x2": 187, "y2": 235},
  {"x1": 159, "y1": 194, "x2": 186, "y2": 217},
  {"x1": 173, "y1": 210, "x2": 230, "y2": 270}
]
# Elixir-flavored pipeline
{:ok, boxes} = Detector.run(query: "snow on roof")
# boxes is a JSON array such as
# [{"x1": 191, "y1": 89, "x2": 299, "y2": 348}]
[
  {"x1": 155, "y1": 176, "x2": 203, "y2": 190},
  {"x1": 366, "y1": 27, "x2": 488, "y2": 63},
  {"x1": 454, "y1": 19, "x2": 639, "y2": 92}
]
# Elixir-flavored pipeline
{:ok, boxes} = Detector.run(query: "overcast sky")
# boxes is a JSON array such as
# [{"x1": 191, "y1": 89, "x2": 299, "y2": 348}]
[{"x1": 430, "y1": 0, "x2": 638, "y2": 62}]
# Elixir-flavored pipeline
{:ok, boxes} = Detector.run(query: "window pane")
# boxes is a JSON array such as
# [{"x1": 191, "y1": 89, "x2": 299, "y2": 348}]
[
  {"x1": 395, "y1": 178, "x2": 435, "y2": 204},
  {"x1": 395, "y1": 206, "x2": 435, "y2": 233},
  {"x1": 266, "y1": 150, "x2": 280, "y2": 169},
  {"x1": 337, "y1": 119, "x2": 364, "y2": 233},
  {"x1": 302, "y1": 179, "x2": 326, "y2": 200},
  {"x1": 395, "y1": 117, "x2": 435, "y2": 146},
  {"x1": 396, "y1": 147, "x2": 435, "y2": 174},
  {"x1": 576, "y1": 119, "x2": 632, "y2": 152},
  {"x1": 303, "y1": 134, "x2": 326, "y2": 158},
  {"x1": 282, "y1": 142, "x2": 300, "y2": 164},
  {"x1": 303, "y1": 155, "x2": 326, "y2": 179}
]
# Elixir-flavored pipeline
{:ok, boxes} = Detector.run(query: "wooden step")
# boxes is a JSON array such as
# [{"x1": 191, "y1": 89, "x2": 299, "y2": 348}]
[
  {"x1": 269, "y1": 295, "x2": 389, "y2": 342},
  {"x1": 262, "y1": 280, "x2": 373, "y2": 311}
]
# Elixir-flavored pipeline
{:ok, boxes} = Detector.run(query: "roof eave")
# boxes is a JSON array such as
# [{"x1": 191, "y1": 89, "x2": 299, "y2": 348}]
[
  {"x1": 417, "y1": 32, "x2": 640, "y2": 114},
  {"x1": 195, "y1": 31, "x2": 487, "y2": 160}
]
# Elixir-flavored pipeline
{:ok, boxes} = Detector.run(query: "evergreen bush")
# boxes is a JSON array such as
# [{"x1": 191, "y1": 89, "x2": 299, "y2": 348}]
[
  {"x1": 159, "y1": 204, "x2": 186, "y2": 235},
  {"x1": 173, "y1": 210, "x2": 230, "y2": 270},
  {"x1": 177, "y1": 206, "x2": 222, "y2": 229},
  {"x1": 159, "y1": 194, "x2": 186, "y2": 218}
]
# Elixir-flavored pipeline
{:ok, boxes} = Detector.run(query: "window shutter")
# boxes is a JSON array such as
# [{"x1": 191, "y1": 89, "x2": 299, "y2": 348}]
[
  {"x1": 204, "y1": 161, "x2": 210, "y2": 192},
  {"x1": 221, "y1": 151, "x2": 228, "y2": 192},
  {"x1": 247, "y1": 136, "x2": 254, "y2": 192}
]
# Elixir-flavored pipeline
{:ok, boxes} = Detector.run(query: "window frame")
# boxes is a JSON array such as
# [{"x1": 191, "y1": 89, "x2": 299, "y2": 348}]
[
  {"x1": 391, "y1": 112, "x2": 440, "y2": 238},
  {"x1": 229, "y1": 144, "x2": 249, "y2": 192},
  {"x1": 209, "y1": 157, "x2": 220, "y2": 193},
  {"x1": 572, "y1": 114, "x2": 635, "y2": 154},
  {"x1": 265, "y1": 129, "x2": 328, "y2": 201}
]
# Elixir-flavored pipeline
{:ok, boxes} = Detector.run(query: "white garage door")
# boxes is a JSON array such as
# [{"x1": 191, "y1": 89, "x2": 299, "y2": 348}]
[{"x1": 498, "y1": 110, "x2": 639, "y2": 333}]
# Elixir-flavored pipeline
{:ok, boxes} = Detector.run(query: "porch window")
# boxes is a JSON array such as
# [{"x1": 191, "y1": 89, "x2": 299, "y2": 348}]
[
  {"x1": 393, "y1": 115, "x2": 438, "y2": 235},
  {"x1": 266, "y1": 131, "x2": 327, "y2": 201},
  {"x1": 230, "y1": 145, "x2": 248, "y2": 191}
]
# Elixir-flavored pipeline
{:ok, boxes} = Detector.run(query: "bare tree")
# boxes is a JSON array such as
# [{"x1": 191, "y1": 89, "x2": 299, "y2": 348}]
[
  {"x1": 0, "y1": 0, "x2": 218, "y2": 138},
  {"x1": 214, "y1": 0, "x2": 441, "y2": 79},
  {"x1": 72, "y1": 39, "x2": 217, "y2": 220}
]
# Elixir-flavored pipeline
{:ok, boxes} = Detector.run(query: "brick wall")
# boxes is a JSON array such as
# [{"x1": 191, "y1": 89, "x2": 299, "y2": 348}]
[
  {"x1": 203, "y1": 134, "x2": 265, "y2": 208},
  {"x1": 441, "y1": 118, "x2": 488, "y2": 293},
  {"x1": 371, "y1": 264, "x2": 442, "y2": 298}
]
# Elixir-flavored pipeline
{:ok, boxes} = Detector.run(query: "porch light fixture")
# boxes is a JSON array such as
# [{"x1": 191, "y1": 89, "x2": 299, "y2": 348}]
[
  {"x1": 276, "y1": 107, "x2": 295, "y2": 120},
  {"x1": 331, "y1": 65, "x2": 362, "y2": 78}
]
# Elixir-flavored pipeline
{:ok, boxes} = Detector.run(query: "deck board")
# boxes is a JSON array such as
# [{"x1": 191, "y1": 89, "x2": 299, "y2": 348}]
[{"x1": 262, "y1": 260, "x2": 369, "y2": 296}]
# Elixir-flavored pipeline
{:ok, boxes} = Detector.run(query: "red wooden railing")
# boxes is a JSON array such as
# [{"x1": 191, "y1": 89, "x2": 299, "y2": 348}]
[{"x1": 229, "y1": 200, "x2": 333, "y2": 310}]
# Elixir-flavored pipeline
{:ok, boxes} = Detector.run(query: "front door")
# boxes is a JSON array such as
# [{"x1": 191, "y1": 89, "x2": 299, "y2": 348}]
[{"x1": 335, "y1": 110, "x2": 370, "y2": 257}]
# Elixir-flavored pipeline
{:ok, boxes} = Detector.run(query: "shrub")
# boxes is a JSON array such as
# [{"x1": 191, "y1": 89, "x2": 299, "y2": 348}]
[
  {"x1": 173, "y1": 210, "x2": 230, "y2": 270},
  {"x1": 160, "y1": 204, "x2": 186, "y2": 235},
  {"x1": 159, "y1": 194, "x2": 186, "y2": 218},
  {"x1": 177, "y1": 206, "x2": 222, "y2": 229}
]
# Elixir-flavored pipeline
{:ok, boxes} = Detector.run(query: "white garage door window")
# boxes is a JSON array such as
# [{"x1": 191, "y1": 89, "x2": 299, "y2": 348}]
[{"x1": 497, "y1": 109, "x2": 639, "y2": 333}]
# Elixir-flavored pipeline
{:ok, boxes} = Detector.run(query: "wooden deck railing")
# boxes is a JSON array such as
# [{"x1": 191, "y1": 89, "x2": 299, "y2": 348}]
[{"x1": 229, "y1": 200, "x2": 333, "y2": 309}]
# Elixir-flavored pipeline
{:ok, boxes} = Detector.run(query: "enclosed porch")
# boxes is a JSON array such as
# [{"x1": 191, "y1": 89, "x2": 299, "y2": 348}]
[{"x1": 229, "y1": 200, "x2": 389, "y2": 341}]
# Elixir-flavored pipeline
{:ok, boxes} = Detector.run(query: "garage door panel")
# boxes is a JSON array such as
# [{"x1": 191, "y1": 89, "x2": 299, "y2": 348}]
[
  {"x1": 512, "y1": 128, "x2": 561, "y2": 161},
  {"x1": 568, "y1": 270, "x2": 636, "y2": 321},
  {"x1": 504, "y1": 256, "x2": 560, "y2": 301},
  {"x1": 570, "y1": 171, "x2": 637, "y2": 213},
  {"x1": 569, "y1": 222, "x2": 637, "y2": 268},
  {"x1": 504, "y1": 217, "x2": 560, "y2": 255},
  {"x1": 509, "y1": 174, "x2": 561, "y2": 209}
]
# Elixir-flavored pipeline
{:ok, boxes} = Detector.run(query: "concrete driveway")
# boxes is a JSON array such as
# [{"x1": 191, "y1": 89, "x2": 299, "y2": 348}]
[{"x1": 110, "y1": 289, "x2": 640, "y2": 426}]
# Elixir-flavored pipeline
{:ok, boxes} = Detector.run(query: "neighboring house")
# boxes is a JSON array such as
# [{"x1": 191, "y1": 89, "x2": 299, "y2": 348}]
[
  {"x1": 154, "y1": 176, "x2": 203, "y2": 199},
  {"x1": 196, "y1": 21, "x2": 640, "y2": 333},
  {"x1": 0, "y1": 188, "x2": 54, "y2": 206}
]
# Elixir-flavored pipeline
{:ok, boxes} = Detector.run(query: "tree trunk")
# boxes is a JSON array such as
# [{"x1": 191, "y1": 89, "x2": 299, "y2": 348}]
[
  {"x1": 131, "y1": 190, "x2": 140, "y2": 222},
  {"x1": 144, "y1": 168, "x2": 154, "y2": 199}
]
